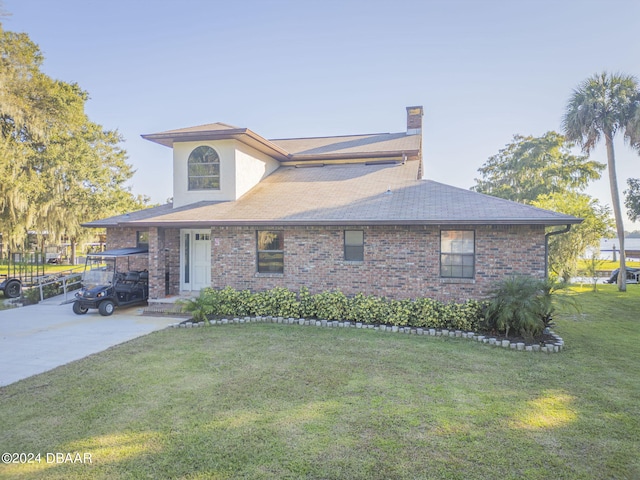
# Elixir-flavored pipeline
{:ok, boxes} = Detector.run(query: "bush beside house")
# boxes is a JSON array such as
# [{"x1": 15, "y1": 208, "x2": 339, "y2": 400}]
[
  {"x1": 179, "y1": 278, "x2": 568, "y2": 343},
  {"x1": 179, "y1": 286, "x2": 486, "y2": 332}
]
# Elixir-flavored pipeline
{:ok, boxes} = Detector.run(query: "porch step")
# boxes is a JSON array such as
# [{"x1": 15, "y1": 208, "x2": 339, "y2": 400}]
[
  {"x1": 142, "y1": 302, "x2": 190, "y2": 317},
  {"x1": 142, "y1": 293, "x2": 196, "y2": 317}
]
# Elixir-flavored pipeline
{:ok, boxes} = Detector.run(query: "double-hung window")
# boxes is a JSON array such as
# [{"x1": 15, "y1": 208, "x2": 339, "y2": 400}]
[
  {"x1": 440, "y1": 230, "x2": 475, "y2": 278},
  {"x1": 344, "y1": 230, "x2": 364, "y2": 261},
  {"x1": 257, "y1": 231, "x2": 284, "y2": 273}
]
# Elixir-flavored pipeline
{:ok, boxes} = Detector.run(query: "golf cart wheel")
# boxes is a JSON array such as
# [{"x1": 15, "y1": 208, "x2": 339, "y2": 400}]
[
  {"x1": 4, "y1": 280, "x2": 21, "y2": 298},
  {"x1": 98, "y1": 300, "x2": 115, "y2": 316},
  {"x1": 73, "y1": 301, "x2": 89, "y2": 315}
]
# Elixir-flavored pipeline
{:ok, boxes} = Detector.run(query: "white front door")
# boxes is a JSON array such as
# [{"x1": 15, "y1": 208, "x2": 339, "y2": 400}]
[{"x1": 181, "y1": 229, "x2": 212, "y2": 291}]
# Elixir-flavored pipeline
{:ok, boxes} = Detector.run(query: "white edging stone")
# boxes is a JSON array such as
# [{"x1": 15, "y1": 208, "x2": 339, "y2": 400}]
[{"x1": 178, "y1": 314, "x2": 565, "y2": 354}]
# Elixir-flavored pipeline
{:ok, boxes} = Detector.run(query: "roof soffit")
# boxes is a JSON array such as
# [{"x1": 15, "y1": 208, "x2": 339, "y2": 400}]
[{"x1": 141, "y1": 125, "x2": 291, "y2": 161}]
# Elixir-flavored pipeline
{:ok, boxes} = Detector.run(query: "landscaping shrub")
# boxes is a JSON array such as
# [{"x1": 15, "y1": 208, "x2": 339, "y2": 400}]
[
  {"x1": 387, "y1": 299, "x2": 413, "y2": 326},
  {"x1": 298, "y1": 286, "x2": 316, "y2": 319},
  {"x1": 177, "y1": 290, "x2": 215, "y2": 323},
  {"x1": 180, "y1": 286, "x2": 485, "y2": 331},
  {"x1": 443, "y1": 300, "x2": 485, "y2": 331},
  {"x1": 215, "y1": 286, "x2": 252, "y2": 316},
  {"x1": 347, "y1": 293, "x2": 390, "y2": 324},
  {"x1": 250, "y1": 287, "x2": 300, "y2": 318},
  {"x1": 312, "y1": 289, "x2": 349, "y2": 320},
  {"x1": 22, "y1": 287, "x2": 40, "y2": 305},
  {"x1": 410, "y1": 297, "x2": 444, "y2": 328},
  {"x1": 480, "y1": 276, "x2": 568, "y2": 341}
]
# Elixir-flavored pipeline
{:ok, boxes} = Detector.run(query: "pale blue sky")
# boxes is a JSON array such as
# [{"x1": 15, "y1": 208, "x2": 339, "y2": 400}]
[{"x1": 3, "y1": 0, "x2": 640, "y2": 228}]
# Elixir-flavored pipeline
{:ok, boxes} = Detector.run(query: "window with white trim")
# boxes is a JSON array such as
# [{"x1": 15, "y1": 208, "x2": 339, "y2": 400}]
[{"x1": 440, "y1": 230, "x2": 475, "y2": 278}]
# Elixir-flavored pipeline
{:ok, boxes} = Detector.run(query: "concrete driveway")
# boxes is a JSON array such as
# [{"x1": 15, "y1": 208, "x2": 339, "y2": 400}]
[{"x1": 0, "y1": 298, "x2": 181, "y2": 387}]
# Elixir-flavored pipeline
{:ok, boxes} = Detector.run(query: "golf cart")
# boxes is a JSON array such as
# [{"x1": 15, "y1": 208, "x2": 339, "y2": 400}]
[{"x1": 73, "y1": 247, "x2": 149, "y2": 316}]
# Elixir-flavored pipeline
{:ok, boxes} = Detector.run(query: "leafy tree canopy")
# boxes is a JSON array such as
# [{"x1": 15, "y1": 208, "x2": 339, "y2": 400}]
[
  {"x1": 472, "y1": 131, "x2": 605, "y2": 204},
  {"x1": 563, "y1": 72, "x2": 640, "y2": 154},
  {"x1": 533, "y1": 192, "x2": 614, "y2": 282},
  {"x1": 0, "y1": 22, "x2": 149, "y2": 250},
  {"x1": 625, "y1": 178, "x2": 640, "y2": 223}
]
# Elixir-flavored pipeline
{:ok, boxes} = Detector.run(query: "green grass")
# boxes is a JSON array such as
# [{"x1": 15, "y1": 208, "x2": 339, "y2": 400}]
[
  {"x1": 1, "y1": 286, "x2": 639, "y2": 479},
  {"x1": 576, "y1": 259, "x2": 640, "y2": 271},
  {"x1": 0, "y1": 263, "x2": 84, "y2": 277}
]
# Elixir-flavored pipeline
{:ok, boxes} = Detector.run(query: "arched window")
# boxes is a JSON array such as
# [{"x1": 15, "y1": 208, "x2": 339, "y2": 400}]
[{"x1": 188, "y1": 146, "x2": 220, "y2": 190}]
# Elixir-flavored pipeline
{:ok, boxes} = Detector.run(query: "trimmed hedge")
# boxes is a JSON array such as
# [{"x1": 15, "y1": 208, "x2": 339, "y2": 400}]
[{"x1": 178, "y1": 286, "x2": 485, "y2": 331}]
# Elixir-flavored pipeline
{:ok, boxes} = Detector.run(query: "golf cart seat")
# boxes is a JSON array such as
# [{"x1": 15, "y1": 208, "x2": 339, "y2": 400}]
[
  {"x1": 115, "y1": 271, "x2": 141, "y2": 294},
  {"x1": 124, "y1": 271, "x2": 140, "y2": 283}
]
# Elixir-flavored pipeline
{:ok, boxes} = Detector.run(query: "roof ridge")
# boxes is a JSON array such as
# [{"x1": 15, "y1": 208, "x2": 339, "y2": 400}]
[
  {"x1": 269, "y1": 132, "x2": 402, "y2": 141},
  {"x1": 214, "y1": 122, "x2": 242, "y2": 129},
  {"x1": 158, "y1": 122, "x2": 243, "y2": 134}
]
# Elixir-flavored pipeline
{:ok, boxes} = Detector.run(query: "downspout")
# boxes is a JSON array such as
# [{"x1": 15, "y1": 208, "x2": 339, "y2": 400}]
[{"x1": 545, "y1": 225, "x2": 572, "y2": 279}]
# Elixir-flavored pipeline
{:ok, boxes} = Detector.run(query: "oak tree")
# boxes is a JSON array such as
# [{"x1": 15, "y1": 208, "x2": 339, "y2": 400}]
[
  {"x1": 0, "y1": 22, "x2": 148, "y2": 252},
  {"x1": 473, "y1": 131, "x2": 604, "y2": 204}
]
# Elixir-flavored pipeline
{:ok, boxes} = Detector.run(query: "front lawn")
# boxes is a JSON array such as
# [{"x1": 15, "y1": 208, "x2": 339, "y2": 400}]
[{"x1": 0, "y1": 285, "x2": 638, "y2": 479}]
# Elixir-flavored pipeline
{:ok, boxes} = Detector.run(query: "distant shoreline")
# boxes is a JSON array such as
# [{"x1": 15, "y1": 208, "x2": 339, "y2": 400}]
[{"x1": 597, "y1": 237, "x2": 640, "y2": 261}]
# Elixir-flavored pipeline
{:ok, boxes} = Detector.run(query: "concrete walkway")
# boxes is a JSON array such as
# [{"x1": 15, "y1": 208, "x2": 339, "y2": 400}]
[{"x1": 0, "y1": 297, "x2": 182, "y2": 387}]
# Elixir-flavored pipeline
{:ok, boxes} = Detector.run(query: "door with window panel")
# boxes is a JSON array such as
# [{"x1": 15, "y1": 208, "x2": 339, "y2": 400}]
[{"x1": 181, "y1": 229, "x2": 212, "y2": 291}]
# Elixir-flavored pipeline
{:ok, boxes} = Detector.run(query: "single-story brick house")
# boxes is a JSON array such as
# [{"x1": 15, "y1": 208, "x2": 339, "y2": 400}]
[{"x1": 85, "y1": 106, "x2": 581, "y2": 302}]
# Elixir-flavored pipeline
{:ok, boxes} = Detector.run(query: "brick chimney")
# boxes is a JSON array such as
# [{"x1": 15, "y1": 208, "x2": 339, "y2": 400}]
[{"x1": 406, "y1": 106, "x2": 423, "y2": 135}]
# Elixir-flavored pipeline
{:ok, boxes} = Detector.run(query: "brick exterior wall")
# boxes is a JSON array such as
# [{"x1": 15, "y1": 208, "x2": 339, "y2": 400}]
[
  {"x1": 104, "y1": 227, "x2": 149, "y2": 272},
  {"x1": 107, "y1": 227, "x2": 182, "y2": 299},
  {"x1": 107, "y1": 224, "x2": 546, "y2": 302}
]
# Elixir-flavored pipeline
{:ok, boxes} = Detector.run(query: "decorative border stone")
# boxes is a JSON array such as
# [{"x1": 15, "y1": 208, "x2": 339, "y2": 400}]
[{"x1": 171, "y1": 317, "x2": 565, "y2": 353}]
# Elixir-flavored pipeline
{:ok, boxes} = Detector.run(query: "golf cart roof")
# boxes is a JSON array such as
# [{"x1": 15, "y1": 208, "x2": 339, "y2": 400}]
[{"x1": 87, "y1": 247, "x2": 149, "y2": 257}]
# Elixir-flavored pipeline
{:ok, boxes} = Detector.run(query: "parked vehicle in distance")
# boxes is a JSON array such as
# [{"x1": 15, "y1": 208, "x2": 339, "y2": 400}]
[
  {"x1": 606, "y1": 267, "x2": 640, "y2": 285},
  {"x1": 0, "y1": 276, "x2": 21, "y2": 298},
  {"x1": 72, "y1": 247, "x2": 149, "y2": 316}
]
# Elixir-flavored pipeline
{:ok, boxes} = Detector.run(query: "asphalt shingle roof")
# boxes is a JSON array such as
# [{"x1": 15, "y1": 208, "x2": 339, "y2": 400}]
[
  {"x1": 271, "y1": 132, "x2": 421, "y2": 158},
  {"x1": 87, "y1": 160, "x2": 581, "y2": 228},
  {"x1": 141, "y1": 123, "x2": 421, "y2": 161}
]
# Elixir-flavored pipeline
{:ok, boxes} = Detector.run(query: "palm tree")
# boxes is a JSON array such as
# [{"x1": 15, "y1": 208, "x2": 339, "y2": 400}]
[{"x1": 563, "y1": 72, "x2": 640, "y2": 292}]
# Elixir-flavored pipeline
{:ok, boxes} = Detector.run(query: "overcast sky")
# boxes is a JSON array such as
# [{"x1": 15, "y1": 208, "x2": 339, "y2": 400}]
[{"x1": 3, "y1": 0, "x2": 639, "y2": 229}]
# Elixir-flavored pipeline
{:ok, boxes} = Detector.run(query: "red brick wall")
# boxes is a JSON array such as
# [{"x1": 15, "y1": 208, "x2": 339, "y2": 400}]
[
  {"x1": 104, "y1": 227, "x2": 149, "y2": 272},
  {"x1": 107, "y1": 227, "x2": 180, "y2": 298},
  {"x1": 207, "y1": 224, "x2": 545, "y2": 302},
  {"x1": 107, "y1": 224, "x2": 546, "y2": 302}
]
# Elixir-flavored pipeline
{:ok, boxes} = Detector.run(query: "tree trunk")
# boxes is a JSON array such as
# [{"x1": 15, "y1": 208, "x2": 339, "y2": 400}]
[
  {"x1": 604, "y1": 133, "x2": 626, "y2": 292},
  {"x1": 70, "y1": 239, "x2": 77, "y2": 266}
]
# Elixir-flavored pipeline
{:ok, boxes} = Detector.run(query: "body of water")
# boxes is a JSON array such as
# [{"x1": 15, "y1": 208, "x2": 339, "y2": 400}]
[{"x1": 598, "y1": 237, "x2": 640, "y2": 261}]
